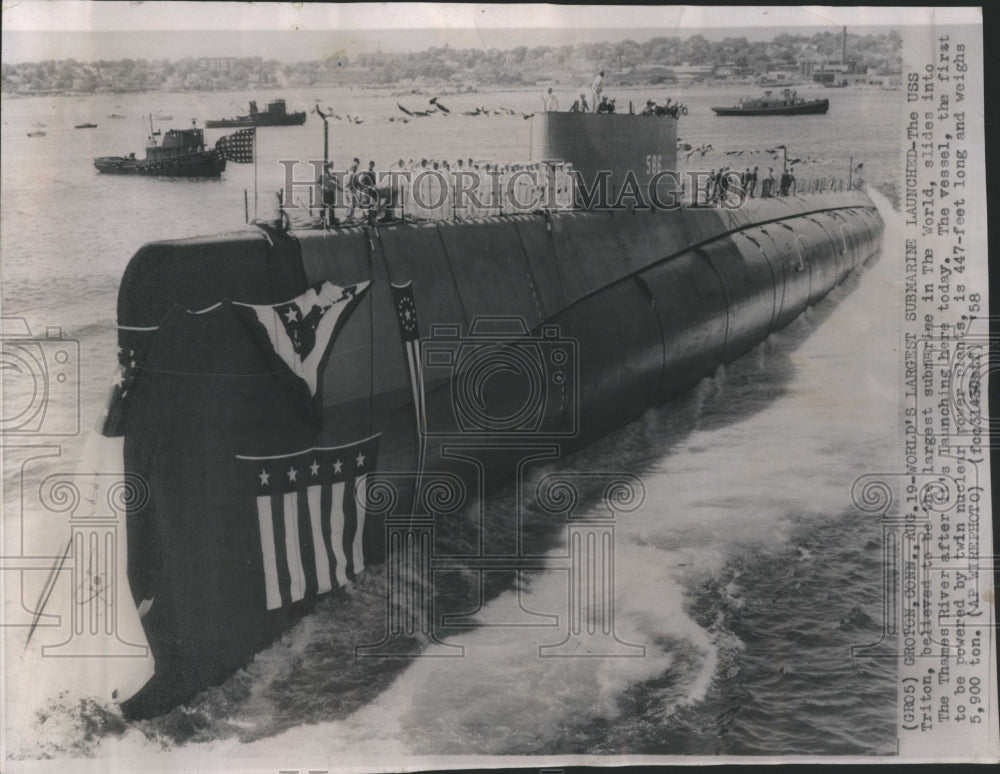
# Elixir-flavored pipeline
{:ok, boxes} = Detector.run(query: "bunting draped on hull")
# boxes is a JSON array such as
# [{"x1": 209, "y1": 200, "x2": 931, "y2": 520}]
[{"x1": 108, "y1": 193, "x2": 882, "y2": 718}]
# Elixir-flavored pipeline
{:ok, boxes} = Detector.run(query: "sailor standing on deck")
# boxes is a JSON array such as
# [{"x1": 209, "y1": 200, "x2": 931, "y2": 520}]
[
  {"x1": 320, "y1": 162, "x2": 337, "y2": 225},
  {"x1": 778, "y1": 169, "x2": 791, "y2": 197},
  {"x1": 542, "y1": 87, "x2": 559, "y2": 112},
  {"x1": 712, "y1": 168, "x2": 725, "y2": 205},
  {"x1": 592, "y1": 71, "x2": 605, "y2": 112},
  {"x1": 763, "y1": 167, "x2": 775, "y2": 198},
  {"x1": 346, "y1": 158, "x2": 360, "y2": 218}
]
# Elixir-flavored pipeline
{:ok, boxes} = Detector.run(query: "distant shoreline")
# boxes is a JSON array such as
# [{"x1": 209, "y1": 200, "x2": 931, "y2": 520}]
[{"x1": 2, "y1": 80, "x2": 908, "y2": 101}]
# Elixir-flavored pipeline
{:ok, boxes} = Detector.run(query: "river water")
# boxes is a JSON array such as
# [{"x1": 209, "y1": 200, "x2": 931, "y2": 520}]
[{"x1": 2, "y1": 84, "x2": 904, "y2": 763}]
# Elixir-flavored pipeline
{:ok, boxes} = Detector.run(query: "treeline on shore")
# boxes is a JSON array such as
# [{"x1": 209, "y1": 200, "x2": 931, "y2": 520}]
[{"x1": 3, "y1": 29, "x2": 902, "y2": 95}]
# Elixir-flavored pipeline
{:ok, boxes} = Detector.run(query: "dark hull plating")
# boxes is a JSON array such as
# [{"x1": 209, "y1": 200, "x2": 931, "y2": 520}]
[
  {"x1": 204, "y1": 113, "x2": 307, "y2": 128},
  {"x1": 94, "y1": 151, "x2": 226, "y2": 177},
  {"x1": 115, "y1": 190, "x2": 883, "y2": 718},
  {"x1": 120, "y1": 193, "x2": 880, "y2": 446}
]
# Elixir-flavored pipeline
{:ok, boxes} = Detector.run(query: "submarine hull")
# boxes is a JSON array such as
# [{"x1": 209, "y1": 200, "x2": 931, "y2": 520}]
[{"x1": 112, "y1": 191, "x2": 882, "y2": 719}]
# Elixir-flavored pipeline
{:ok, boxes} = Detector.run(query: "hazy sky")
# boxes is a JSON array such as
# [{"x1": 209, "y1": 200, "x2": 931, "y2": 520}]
[{"x1": 1, "y1": 3, "x2": 977, "y2": 63}]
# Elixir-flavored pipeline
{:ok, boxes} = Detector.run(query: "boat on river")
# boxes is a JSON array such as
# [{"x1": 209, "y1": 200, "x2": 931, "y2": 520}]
[
  {"x1": 205, "y1": 98, "x2": 306, "y2": 128},
  {"x1": 712, "y1": 90, "x2": 829, "y2": 116},
  {"x1": 80, "y1": 107, "x2": 881, "y2": 719},
  {"x1": 93, "y1": 122, "x2": 225, "y2": 177}
]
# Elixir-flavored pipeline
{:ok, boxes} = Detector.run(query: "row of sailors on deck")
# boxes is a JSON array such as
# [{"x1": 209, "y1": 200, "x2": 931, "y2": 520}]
[
  {"x1": 700, "y1": 165, "x2": 797, "y2": 205},
  {"x1": 541, "y1": 70, "x2": 607, "y2": 113},
  {"x1": 318, "y1": 157, "x2": 576, "y2": 223},
  {"x1": 543, "y1": 88, "x2": 617, "y2": 114},
  {"x1": 543, "y1": 87, "x2": 684, "y2": 117}
]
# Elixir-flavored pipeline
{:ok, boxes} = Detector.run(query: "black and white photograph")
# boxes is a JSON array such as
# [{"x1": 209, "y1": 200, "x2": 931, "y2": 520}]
[{"x1": 1, "y1": 3, "x2": 996, "y2": 770}]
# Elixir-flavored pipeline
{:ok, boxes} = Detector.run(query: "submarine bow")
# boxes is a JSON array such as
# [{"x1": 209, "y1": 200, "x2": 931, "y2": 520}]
[{"x1": 100, "y1": 111, "x2": 883, "y2": 717}]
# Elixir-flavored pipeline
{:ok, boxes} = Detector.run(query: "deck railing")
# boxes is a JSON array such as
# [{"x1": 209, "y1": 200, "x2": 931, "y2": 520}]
[{"x1": 285, "y1": 166, "x2": 865, "y2": 228}]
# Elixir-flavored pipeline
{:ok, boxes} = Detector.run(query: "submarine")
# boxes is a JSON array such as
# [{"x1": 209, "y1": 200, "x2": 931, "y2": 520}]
[{"x1": 102, "y1": 109, "x2": 883, "y2": 717}]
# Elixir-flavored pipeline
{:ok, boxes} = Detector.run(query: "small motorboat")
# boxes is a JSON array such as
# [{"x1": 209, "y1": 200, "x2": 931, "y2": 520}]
[{"x1": 711, "y1": 90, "x2": 829, "y2": 116}]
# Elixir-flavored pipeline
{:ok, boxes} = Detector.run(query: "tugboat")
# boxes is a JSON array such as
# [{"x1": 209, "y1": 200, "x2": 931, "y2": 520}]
[
  {"x1": 712, "y1": 89, "x2": 829, "y2": 116},
  {"x1": 205, "y1": 98, "x2": 307, "y2": 128},
  {"x1": 93, "y1": 119, "x2": 225, "y2": 177}
]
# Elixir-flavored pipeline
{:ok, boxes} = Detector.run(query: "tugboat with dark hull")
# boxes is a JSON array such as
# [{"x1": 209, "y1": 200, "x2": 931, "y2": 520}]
[
  {"x1": 93, "y1": 121, "x2": 225, "y2": 177},
  {"x1": 712, "y1": 89, "x2": 829, "y2": 116},
  {"x1": 205, "y1": 98, "x2": 306, "y2": 128}
]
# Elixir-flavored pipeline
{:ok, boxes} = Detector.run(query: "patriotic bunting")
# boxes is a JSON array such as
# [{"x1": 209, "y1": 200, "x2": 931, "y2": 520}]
[
  {"x1": 237, "y1": 435, "x2": 380, "y2": 610},
  {"x1": 215, "y1": 127, "x2": 256, "y2": 163}
]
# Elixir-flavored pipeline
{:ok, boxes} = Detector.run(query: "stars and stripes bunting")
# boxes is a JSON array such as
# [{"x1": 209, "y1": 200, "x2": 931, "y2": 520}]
[
  {"x1": 100, "y1": 328, "x2": 153, "y2": 437},
  {"x1": 237, "y1": 434, "x2": 380, "y2": 611},
  {"x1": 235, "y1": 280, "x2": 371, "y2": 398},
  {"x1": 215, "y1": 127, "x2": 256, "y2": 163},
  {"x1": 100, "y1": 344, "x2": 138, "y2": 437},
  {"x1": 390, "y1": 281, "x2": 426, "y2": 472}
]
